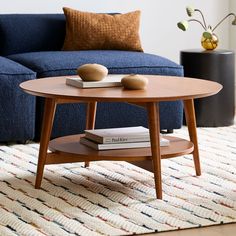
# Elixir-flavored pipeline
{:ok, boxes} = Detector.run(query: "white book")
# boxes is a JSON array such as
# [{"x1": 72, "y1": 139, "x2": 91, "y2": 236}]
[
  {"x1": 80, "y1": 136, "x2": 169, "y2": 150},
  {"x1": 80, "y1": 137, "x2": 151, "y2": 150},
  {"x1": 66, "y1": 74, "x2": 124, "y2": 88},
  {"x1": 85, "y1": 126, "x2": 150, "y2": 144}
]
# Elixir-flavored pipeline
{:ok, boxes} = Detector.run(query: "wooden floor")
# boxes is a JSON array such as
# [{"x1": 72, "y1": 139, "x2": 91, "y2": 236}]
[{"x1": 139, "y1": 223, "x2": 236, "y2": 236}]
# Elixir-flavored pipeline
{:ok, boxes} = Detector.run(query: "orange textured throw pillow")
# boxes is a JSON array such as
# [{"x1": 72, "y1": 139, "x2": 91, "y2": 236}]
[{"x1": 62, "y1": 7, "x2": 143, "y2": 52}]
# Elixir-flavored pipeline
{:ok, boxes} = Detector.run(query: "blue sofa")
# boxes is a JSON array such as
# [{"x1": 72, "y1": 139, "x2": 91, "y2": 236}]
[{"x1": 0, "y1": 14, "x2": 183, "y2": 142}]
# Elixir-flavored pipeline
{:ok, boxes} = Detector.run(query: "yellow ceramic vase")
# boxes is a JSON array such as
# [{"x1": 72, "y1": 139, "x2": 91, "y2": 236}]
[{"x1": 201, "y1": 33, "x2": 218, "y2": 50}]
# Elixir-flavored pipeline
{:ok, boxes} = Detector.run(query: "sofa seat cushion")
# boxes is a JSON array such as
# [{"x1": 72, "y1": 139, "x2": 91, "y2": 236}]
[
  {"x1": 8, "y1": 50, "x2": 183, "y2": 78},
  {"x1": 0, "y1": 56, "x2": 36, "y2": 75},
  {"x1": 0, "y1": 57, "x2": 36, "y2": 142}
]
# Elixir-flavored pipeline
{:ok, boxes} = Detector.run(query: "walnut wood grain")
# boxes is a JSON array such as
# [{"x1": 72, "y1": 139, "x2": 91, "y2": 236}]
[
  {"x1": 20, "y1": 74, "x2": 222, "y2": 199},
  {"x1": 48, "y1": 135, "x2": 194, "y2": 161},
  {"x1": 146, "y1": 102, "x2": 162, "y2": 199},
  {"x1": 84, "y1": 102, "x2": 97, "y2": 167},
  {"x1": 20, "y1": 75, "x2": 222, "y2": 102},
  {"x1": 35, "y1": 98, "x2": 57, "y2": 188},
  {"x1": 184, "y1": 99, "x2": 201, "y2": 176}
]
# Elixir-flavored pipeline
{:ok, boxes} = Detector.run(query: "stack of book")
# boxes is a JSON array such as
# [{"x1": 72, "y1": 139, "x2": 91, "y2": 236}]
[{"x1": 80, "y1": 126, "x2": 170, "y2": 150}]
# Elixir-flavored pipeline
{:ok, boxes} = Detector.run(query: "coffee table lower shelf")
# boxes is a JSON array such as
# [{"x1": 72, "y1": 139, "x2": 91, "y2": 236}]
[{"x1": 46, "y1": 134, "x2": 194, "y2": 165}]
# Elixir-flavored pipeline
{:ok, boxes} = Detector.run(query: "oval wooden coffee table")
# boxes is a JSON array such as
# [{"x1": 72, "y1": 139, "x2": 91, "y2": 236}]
[{"x1": 20, "y1": 75, "x2": 222, "y2": 199}]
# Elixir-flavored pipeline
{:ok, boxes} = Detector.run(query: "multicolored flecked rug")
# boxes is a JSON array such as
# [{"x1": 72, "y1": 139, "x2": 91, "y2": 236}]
[{"x1": 0, "y1": 124, "x2": 236, "y2": 236}]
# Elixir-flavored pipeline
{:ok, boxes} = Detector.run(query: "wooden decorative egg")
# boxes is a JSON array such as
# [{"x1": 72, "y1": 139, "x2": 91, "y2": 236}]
[
  {"x1": 77, "y1": 63, "x2": 108, "y2": 81},
  {"x1": 121, "y1": 74, "x2": 148, "y2": 90}
]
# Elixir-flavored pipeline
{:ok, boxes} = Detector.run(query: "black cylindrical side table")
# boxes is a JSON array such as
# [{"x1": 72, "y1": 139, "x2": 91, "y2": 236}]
[{"x1": 180, "y1": 49, "x2": 235, "y2": 127}]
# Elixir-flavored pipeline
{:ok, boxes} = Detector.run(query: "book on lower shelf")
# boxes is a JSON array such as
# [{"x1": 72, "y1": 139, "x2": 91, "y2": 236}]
[
  {"x1": 80, "y1": 137, "x2": 152, "y2": 150},
  {"x1": 80, "y1": 126, "x2": 170, "y2": 150},
  {"x1": 85, "y1": 126, "x2": 150, "y2": 144},
  {"x1": 66, "y1": 74, "x2": 124, "y2": 88}
]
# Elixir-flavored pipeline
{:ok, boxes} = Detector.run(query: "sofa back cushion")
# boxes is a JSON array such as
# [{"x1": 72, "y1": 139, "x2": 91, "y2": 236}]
[{"x1": 0, "y1": 14, "x2": 66, "y2": 56}]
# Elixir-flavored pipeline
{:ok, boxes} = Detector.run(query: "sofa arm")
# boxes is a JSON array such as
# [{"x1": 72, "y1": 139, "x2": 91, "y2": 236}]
[{"x1": 0, "y1": 56, "x2": 36, "y2": 142}]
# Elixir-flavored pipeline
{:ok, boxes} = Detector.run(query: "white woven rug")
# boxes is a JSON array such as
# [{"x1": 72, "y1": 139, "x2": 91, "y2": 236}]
[{"x1": 0, "y1": 124, "x2": 236, "y2": 236}]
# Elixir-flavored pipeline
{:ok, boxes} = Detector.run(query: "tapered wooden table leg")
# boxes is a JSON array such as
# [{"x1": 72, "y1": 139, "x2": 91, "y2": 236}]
[
  {"x1": 84, "y1": 102, "x2": 97, "y2": 167},
  {"x1": 184, "y1": 99, "x2": 201, "y2": 176},
  {"x1": 35, "y1": 98, "x2": 57, "y2": 188},
  {"x1": 147, "y1": 102, "x2": 162, "y2": 199}
]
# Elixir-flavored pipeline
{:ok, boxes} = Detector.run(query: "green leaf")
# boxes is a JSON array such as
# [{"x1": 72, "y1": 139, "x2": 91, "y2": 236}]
[
  {"x1": 203, "y1": 31, "x2": 212, "y2": 39},
  {"x1": 186, "y1": 6, "x2": 195, "y2": 17},
  {"x1": 232, "y1": 17, "x2": 236, "y2": 25},
  {"x1": 177, "y1": 21, "x2": 189, "y2": 31}
]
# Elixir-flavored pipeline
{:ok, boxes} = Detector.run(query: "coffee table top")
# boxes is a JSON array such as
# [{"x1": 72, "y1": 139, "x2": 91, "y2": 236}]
[{"x1": 20, "y1": 75, "x2": 222, "y2": 102}]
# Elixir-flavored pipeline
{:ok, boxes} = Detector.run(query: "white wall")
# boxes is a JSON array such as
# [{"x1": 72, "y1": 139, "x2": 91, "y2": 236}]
[
  {"x1": 0, "y1": 0, "x2": 230, "y2": 63},
  {"x1": 230, "y1": 0, "x2": 236, "y2": 49},
  {"x1": 229, "y1": 0, "x2": 236, "y2": 104}
]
